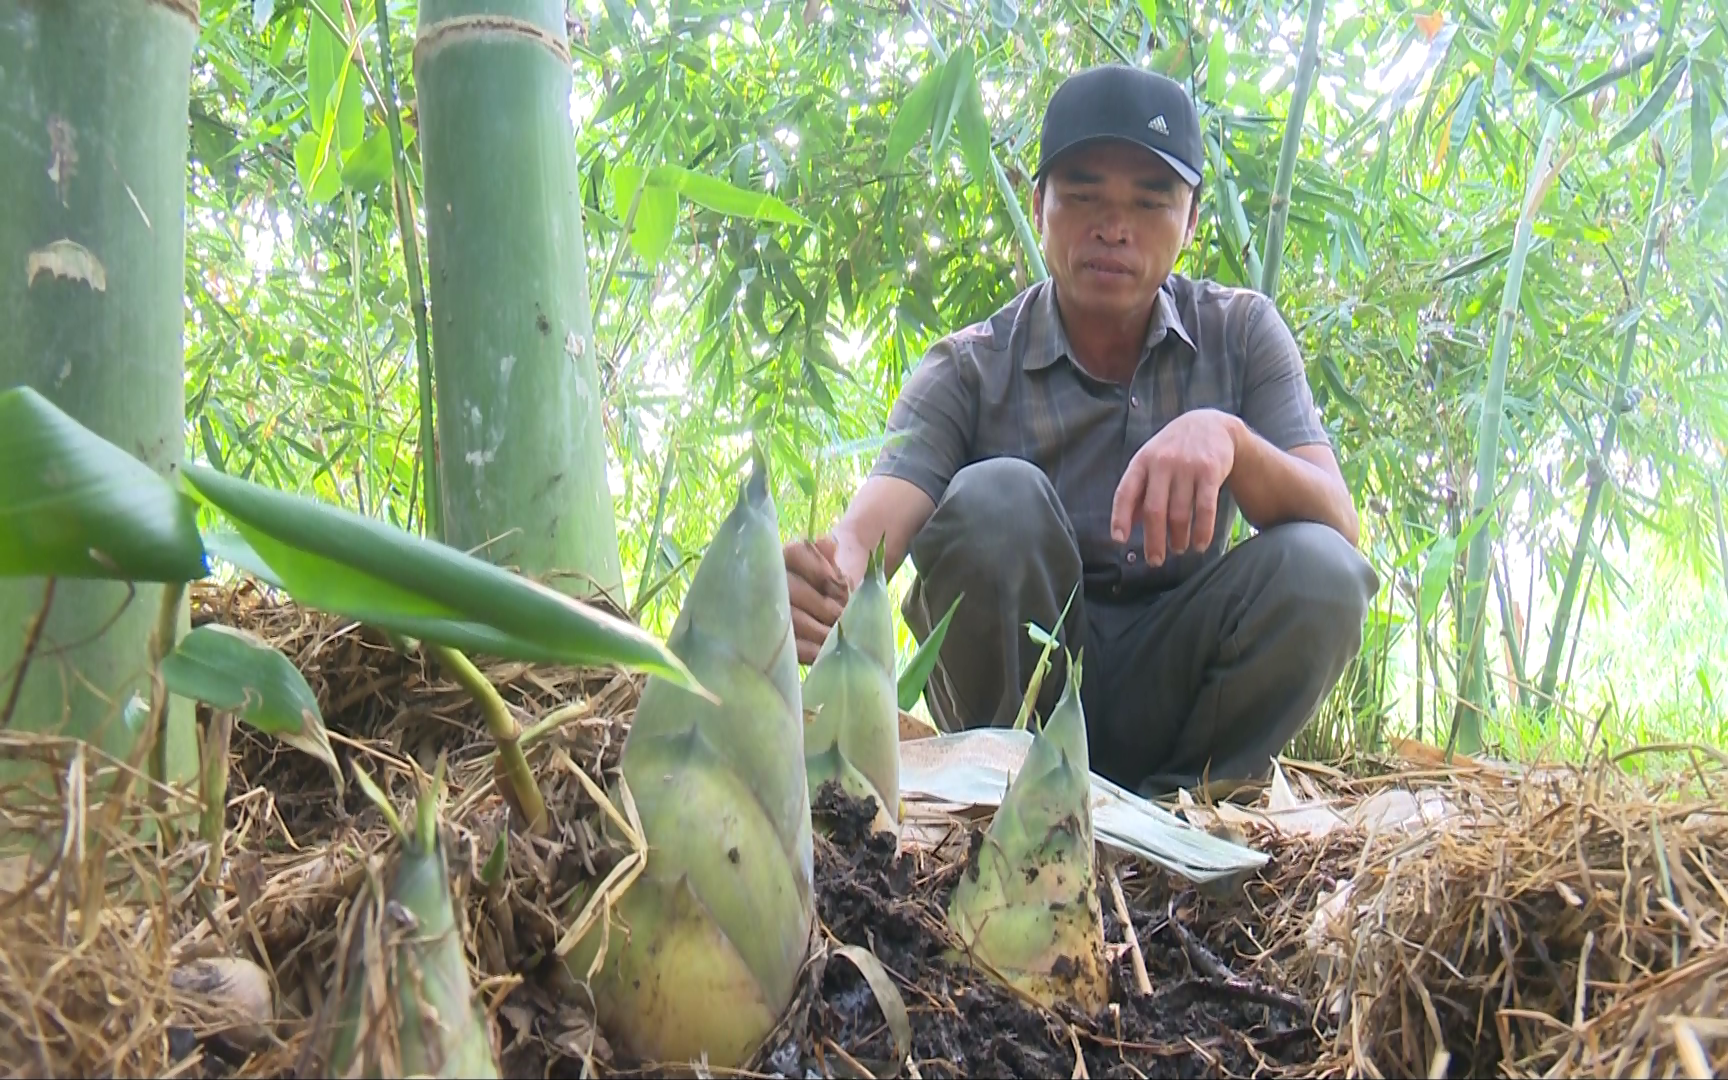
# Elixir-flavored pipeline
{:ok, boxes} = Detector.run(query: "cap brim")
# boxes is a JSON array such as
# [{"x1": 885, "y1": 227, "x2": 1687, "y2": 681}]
[{"x1": 1034, "y1": 135, "x2": 1202, "y2": 187}]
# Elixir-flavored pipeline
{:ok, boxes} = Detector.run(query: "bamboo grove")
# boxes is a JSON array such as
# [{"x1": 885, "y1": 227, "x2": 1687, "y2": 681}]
[{"x1": 4, "y1": 0, "x2": 1728, "y2": 1070}]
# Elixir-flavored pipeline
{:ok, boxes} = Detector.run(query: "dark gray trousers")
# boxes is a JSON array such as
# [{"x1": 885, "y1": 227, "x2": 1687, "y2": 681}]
[{"x1": 899, "y1": 457, "x2": 1380, "y2": 797}]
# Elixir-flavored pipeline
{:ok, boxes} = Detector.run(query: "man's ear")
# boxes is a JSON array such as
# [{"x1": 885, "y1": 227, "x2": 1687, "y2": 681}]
[
  {"x1": 1032, "y1": 178, "x2": 1045, "y2": 232},
  {"x1": 1183, "y1": 185, "x2": 1200, "y2": 244}
]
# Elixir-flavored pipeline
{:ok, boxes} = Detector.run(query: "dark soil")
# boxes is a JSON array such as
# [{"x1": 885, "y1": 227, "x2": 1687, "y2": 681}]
[{"x1": 751, "y1": 784, "x2": 1327, "y2": 1080}]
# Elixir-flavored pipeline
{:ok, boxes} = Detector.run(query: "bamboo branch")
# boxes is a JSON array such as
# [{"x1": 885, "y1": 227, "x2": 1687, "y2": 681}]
[
  {"x1": 1, "y1": 578, "x2": 55, "y2": 730},
  {"x1": 1534, "y1": 160, "x2": 1668, "y2": 717},
  {"x1": 371, "y1": 0, "x2": 441, "y2": 541},
  {"x1": 1258, "y1": 0, "x2": 1327, "y2": 304},
  {"x1": 1450, "y1": 106, "x2": 1567, "y2": 755},
  {"x1": 429, "y1": 644, "x2": 547, "y2": 834}
]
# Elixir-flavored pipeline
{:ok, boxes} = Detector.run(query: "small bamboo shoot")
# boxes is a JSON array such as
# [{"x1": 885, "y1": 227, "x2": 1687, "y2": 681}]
[{"x1": 946, "y1": 654, "x2": 1109, "y2": 1013}]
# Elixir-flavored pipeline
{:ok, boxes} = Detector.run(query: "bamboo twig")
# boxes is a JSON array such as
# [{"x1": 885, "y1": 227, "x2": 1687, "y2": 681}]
[
  {"x1": 1107, "y1": 864, "x2": 1152, "y2": 996},
  {"x1": 0, "y1": 578, "x2": 56, "y2": 730},
  {"x1": 371, "y1": 0, "x2": 441, "y2": 541},
  {"x1": 428, "y1": 644, "x2": 548, "y2": 834}
]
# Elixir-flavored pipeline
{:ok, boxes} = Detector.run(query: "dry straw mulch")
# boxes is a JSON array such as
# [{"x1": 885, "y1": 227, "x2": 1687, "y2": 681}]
[{"x1": 2, "y1": 579, "x2": 1726, "y2": 1079}]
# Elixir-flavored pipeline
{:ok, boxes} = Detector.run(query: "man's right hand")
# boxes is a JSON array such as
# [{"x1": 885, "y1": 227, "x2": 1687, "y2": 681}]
[{"x1": 785, "y1": 535, "x2": 850, "y2": 664}]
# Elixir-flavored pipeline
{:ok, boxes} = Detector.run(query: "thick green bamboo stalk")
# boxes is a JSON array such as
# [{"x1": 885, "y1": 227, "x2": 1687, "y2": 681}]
[
  {"x1": 0, "y1": 0, "x2": 200, "y2": 805},
  {"x1": 1534, "y1": 162, "x2": 1668, "y2": 716},
  {"x1": 1451, "y1": 107, "x2": 1566, "y2": 755},
  {"x1": 1259, "y1": 0, "x2": 1327, "y2": 304},
  {"x1": 413, "y1": 0, "x2": 623, "y2": 598}
]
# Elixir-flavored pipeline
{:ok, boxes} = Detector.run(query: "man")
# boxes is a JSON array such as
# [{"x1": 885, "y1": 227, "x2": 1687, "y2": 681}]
[{"x1": 784, "y1": 63, "x2": 1379, "y2": 799}]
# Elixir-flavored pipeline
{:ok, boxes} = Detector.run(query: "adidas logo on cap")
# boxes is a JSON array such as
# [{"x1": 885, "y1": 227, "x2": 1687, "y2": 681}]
[{"x1": 1148, "y1": 114, "x2": 1169, "y2": 135}]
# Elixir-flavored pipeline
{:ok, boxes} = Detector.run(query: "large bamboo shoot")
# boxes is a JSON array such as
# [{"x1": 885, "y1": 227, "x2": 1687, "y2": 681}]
[
  {"x1": 946, "y1": 655, "x2": 1109, "y2": 1013},
  {"x1": 563, "y1": 459, "x2": 814, "y2": 1069}
]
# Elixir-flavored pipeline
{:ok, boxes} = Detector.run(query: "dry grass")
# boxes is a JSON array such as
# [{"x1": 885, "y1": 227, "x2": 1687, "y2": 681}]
[{"x1": 3, "y1": 579, "x2": 1726, "y2": 1079}]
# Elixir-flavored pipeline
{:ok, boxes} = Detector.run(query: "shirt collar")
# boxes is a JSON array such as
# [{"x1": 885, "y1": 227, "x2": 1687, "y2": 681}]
[{"x1": 1024, "y1": 277, "x2": 1196, "y2": 371}]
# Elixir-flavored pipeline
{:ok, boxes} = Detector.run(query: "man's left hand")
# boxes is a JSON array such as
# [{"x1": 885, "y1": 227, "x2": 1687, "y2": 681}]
[{"x1": 1110, "y1": 409, "x2": 1240, "y2": 566}]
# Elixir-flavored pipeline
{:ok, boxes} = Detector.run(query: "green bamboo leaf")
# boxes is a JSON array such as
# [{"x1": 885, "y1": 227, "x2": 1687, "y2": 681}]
[
  {"x1": 341, "y1": 129, "x2": 393, "y2": 191},
  {"x1": 1650, "y1": 0, "x2": 1684, "y2": 99},
  {"x1": 1206, "y1": 29, "x2": 1227, "y2": 102},
  {"x1": 897, "y1": 592, "x2": 963, "y2": 711},
  {"x1": 1511, "y1": 0, "x2": 1553, "y2": 84},
  {"x1": 953, "y1": 73, "x2": 996, "y2": 193},
  {"x1": 631, "y1": 185, "x2": 679, "y2": 263},
  {"x1": 1493, "y1": 0, "x2": 1531, "y2": 69},
  {"x1": 160, "y1": 623, "x2": 341, "y2": 789},
  {"x1": 1693, "y1": 66, "x2": 1719, "y2": 196},
  {"x1": 611, "y1": 163, "x2": 679, "y2": 265},
  {"x1": 1606, "y1": 58, "x2": 1688, "y2": 155},
  {"x1": 930, "y1": 45, "x2": 975, "y2": 164},
  {"x1": 1556, "y1": 50, "x2": 1659, "y2": 107},
  {"x1": 178, "y1": 465, "x2": 703, "y2": 693},
  {"x1": 1439, "y1": 74, "x2": 1483, "y2": 189},
  {"x1": 650, "y1": 164, "x2": 811, "y2": 226},
  {"x1": 304, "y1": 4, "x2": 340, "y2": 135},
  {"x1": 0, "y1": 385, "x2": 207, "y2": 583},
  {"x1": 1418, "y1": 534, "x2": 1457, "y2": 622}
]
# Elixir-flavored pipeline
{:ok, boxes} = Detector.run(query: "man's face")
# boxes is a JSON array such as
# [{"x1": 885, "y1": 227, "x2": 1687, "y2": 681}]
[{"x1": 1033, "y1": 140, "x2": 1199, "y2": 319}]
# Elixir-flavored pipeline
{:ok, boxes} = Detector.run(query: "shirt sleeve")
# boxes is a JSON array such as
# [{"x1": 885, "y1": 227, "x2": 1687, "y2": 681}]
[
  {"x1": 868, "y1": 336, "x2": 976, "y2": 505},
  {"x1": 1240, "y1": 295, "x2": 1331, "y2": 451}
]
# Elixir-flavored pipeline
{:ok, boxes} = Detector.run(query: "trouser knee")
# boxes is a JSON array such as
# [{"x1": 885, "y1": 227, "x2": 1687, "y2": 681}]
[{"x1": 1249, "y1": 522, "x2": 1379, "y2": 655}]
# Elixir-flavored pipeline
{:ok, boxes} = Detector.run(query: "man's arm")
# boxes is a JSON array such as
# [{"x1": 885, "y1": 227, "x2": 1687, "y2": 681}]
[
  {"x1": 1110, "y1": 297, "x2": 1362, "y2": 564},
  {"x1": 1232, "y1": 295, "x2": 1361, "y2": 546},
  {"x1": 829, "y1": 475, "x2": 938, "y2": 585},
  {"x1": 785, "y1": 337, "x2": 974, "y2": 661},
  {"x1": 1224, "y1": 421, "x2": 1360, "y2": 546}
]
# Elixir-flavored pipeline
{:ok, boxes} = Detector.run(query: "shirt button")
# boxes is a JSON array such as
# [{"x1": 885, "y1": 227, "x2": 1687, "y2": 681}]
[
  {"x1": 1126, "y1": 551, "x2": 1137, "y2": 563},
  {"x1": 1130, "y1": 395, "x2": 1141, "y2": 408}
]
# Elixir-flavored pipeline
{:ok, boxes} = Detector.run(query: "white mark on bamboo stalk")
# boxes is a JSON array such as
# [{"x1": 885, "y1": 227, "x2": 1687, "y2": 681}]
[
  {"x1": 46, "y1": 116, "x2": 76, "y2": 207},
  {"x1": 500, "y1": 354, "x2": 516, "y2": 381},
  {"x1": 55, "y1": 361, "x2": 72, "y2": 388},
  {"x1": 27, "y1": 240, "x2": 107, "y2": 292}
]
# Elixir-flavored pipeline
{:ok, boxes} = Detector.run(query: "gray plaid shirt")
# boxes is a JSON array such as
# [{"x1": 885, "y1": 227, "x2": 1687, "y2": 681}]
[{"x1": 869, "y1": 273, "x2": 1331, "y2": 600}]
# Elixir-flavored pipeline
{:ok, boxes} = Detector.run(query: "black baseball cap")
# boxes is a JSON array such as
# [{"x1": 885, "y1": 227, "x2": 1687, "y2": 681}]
[{"x1": 1034, "y1": 64, "x2": 1204, "y2": 188}]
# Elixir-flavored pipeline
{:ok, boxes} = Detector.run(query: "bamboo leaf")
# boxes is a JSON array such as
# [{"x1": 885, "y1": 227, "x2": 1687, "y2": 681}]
[
  {"x1": 650, "y1": 164, "x2": 810, "y2": 225},
  {"x1": 178, "y1": 465, "x2": 703, "y2": 692},
  {"x1": 1556, "y1": 49, "x2": 1659, "y2": 107},
  {"x1": 0, "y1": 385, "x2": 208, "y2": 583},
  {"x1": 161, "y1": 623, "x2": 341, "y2": 788},
  {"x1": 1439, "y1": 74, "x2": 1483, "y2": 189},
  {"x1": 930, "y1": 45, "x2": 975, "y2": 164},
  {"x1": 1418, "y1": 534, "x2": 1457, "y2": 622},
  {"x1": 1693, "y1": 64, "x2": 1719, "y2": 196},
  {"x1": 953, "y1": 72, "x2": 996, "y2": 194},
  {"x1": 1511, "y1": 0, "x2": 1553, "y2": 84},
  {"x1": 897, "y1": 592, "x2": 963, "y2": 711},
  {"x1": 1606, "y1": 58, "x2": 1688, "y2": 155},
  {"x1": 1206, "y1": 29, "x2": 1227, "y2": 102},
  {"x1": 1650, "y1": 0, "x2": 1684, "y2": 98},
  {"x1": 340, "y1": 129, "x2": 393, "y2": 191},
  {"x1": 1493, "y1": 0, "x2": 1531, "y2": 69}
]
